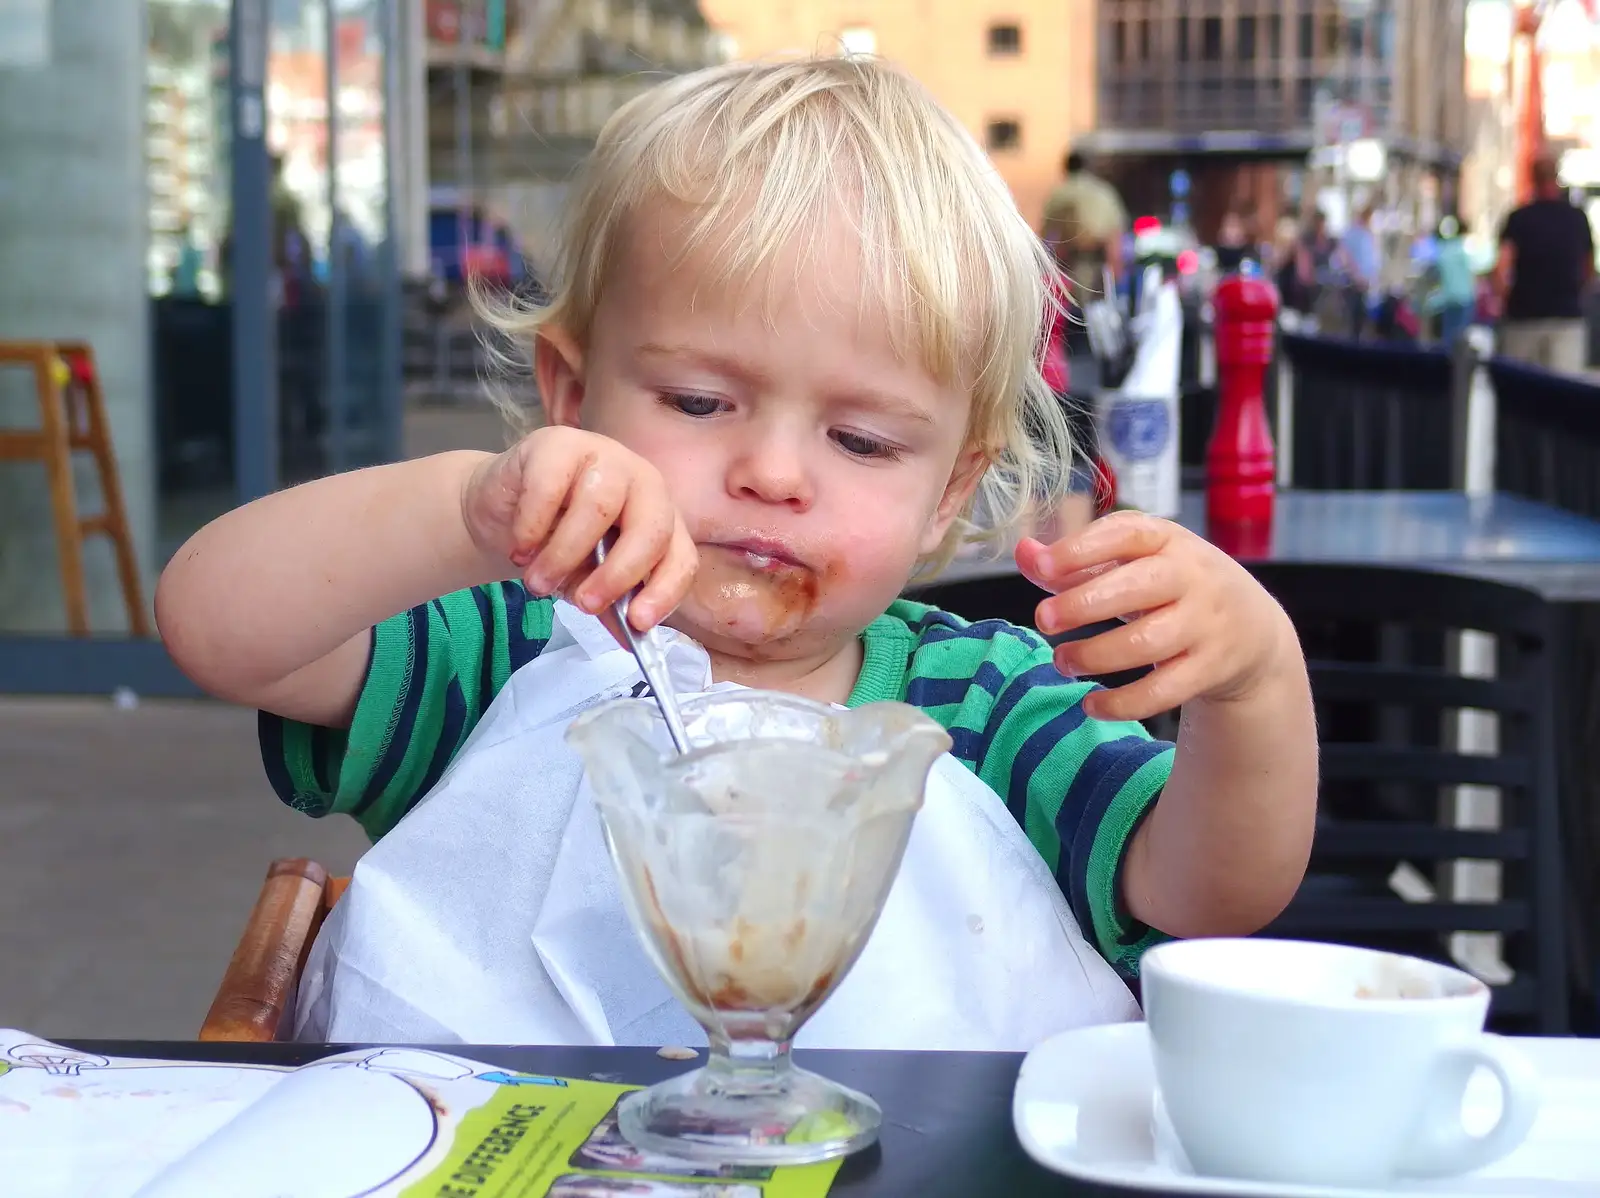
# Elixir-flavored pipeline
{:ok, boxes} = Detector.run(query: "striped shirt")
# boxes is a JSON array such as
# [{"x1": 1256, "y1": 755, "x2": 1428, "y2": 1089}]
[{"x1": 260, "y1": 585, "x2": 1175, "y2": 977}]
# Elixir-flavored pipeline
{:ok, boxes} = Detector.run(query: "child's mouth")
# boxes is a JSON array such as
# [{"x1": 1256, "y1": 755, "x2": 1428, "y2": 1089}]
[
  {"x1": 691, "y1": 541, "x2": 824, "y2": 640},
  {"x1": 710, "y1": 541, "x2": 806, "y2": 573}
]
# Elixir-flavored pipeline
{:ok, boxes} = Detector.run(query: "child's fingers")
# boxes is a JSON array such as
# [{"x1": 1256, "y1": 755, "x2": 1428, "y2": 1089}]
[
  {"x1": 1024, "y1": 513, "x2": 1176, "y2": 584},
  {"x1": 508, "y1": 449, "x2": 585, "y2": 561},
  {"x1": 544, "y1": 567, "x2": 628, "y2": 646},
  {"x1": 1050, "y1": 602, "x2": 1187, "y2": 679},
  {"x1": 523, "y1": 463, "x2": 630, "y2": 594},
  {"x1": 1082, "y1": 653, "x2": 1205, "y2": 723},
  {"x1": 1035, "y1": 555, "x2": 1178, "y2": 637},
  {"x1": 572, "y1": 482, "x2": 678, "y2": 615},
  {"x1": 1013, "y1": 537, "x2": 1054, "y2": 590},
  {"x1": 541, "y1": 560, "x2": 597, "y2": 607},
  {"x1": 630, "y1": 522, "x2": 699, "y2": 630},
  {"x1": 1016, "y1": 539, "x2": 1119, "y2": 595}
]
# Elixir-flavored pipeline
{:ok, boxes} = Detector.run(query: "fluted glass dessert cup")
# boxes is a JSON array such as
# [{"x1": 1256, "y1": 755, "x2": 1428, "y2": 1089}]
[{"x1": 566, "y1": 691, "x2": 950, "y2": 1165}]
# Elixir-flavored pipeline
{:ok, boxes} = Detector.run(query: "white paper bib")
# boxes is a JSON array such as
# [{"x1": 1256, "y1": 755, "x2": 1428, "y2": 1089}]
[{"x1": 293, "y1": 603, "x2": 1140, "y2": 1047}]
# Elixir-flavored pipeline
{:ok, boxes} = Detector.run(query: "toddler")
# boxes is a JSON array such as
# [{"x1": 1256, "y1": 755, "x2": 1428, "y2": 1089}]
[{"x1": 158, "y1": 56, "x2": 1317, "y2": 1045}]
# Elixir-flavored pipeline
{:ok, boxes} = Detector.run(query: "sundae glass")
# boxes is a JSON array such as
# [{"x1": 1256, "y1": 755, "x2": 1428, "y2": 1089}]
[{"x1": 566, "y1": 691, "x2": 951, "y2": 1165}]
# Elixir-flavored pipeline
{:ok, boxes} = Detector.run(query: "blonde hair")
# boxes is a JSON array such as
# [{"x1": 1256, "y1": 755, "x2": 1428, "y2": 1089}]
[{"x1": 479, "y1": 54, "x2": 1074, "y2": 568}]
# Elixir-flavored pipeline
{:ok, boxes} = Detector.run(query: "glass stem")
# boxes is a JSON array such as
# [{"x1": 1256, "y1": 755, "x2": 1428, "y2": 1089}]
[{"x1": 704, "y1": 1034, "x2": 794, "y2": 1096}]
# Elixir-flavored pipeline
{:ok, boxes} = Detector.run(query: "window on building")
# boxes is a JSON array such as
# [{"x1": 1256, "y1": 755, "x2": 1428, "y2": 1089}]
[
  {"x1": 1238, "y1": 15, "x2": 1257, "y2": 61},
  {"x1": 1137, "y1": 18, "x2": 1151, "y2": 61},
  {"x1": 1266, "y1": 14, "x2": 1281, "y2": 58},
  {"x1": 838, "y1": 26, "x2": 876, "y2": 56},
  {"x1": 1112, "y1": 19, "x2": 1127, "y2": 63},
  {"x1": 1263, "y1": 76, "x2": 1283, "y2": 114},
  {"x1": 1201, "y1": 16, "x2": 1223, "y2": 61},
  {"x1": 987, "y1": 21, "x2": 1021, "y2": 56},
  {"x1": 1374, "y1": 2, "x2": 1396, "y2": 64},
  {"x1": 1176, "y1": 15, "x2": 1190, "y2": 61},
  {"x1": 1295, "y1": 76, "x2": 1316, "y2": 122},
  {"x1": 1297, "y1": 12, "x2": 1314, "y2": 59},
  {"x1": 1348, "y1": 15, "x2": 1365, "y2": 58},
  {"x1": 1323, "y1": 14, "x2": 1342, "y2": 55},
  {"x1": 985, "y1": 118, "x2": 1021, "y2": 152}
]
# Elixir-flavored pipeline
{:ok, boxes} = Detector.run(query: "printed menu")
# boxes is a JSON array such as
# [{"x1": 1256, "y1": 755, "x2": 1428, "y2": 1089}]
[{"x1": 0, "y1": 1030, "x2": 840, "y2": 1198}]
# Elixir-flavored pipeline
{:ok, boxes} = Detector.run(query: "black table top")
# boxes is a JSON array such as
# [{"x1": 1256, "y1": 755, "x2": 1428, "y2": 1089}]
[
  {"x1": 61, "y1": 1039, "x2": 1173, "y2": 1197},
  {"x1": 943, "y1": 490, "x2": 1600, "y2": 601}
]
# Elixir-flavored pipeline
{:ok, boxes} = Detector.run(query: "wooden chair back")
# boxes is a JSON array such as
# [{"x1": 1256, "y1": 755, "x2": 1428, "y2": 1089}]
[{"x1": 200, "y1": 859, "x2": 350, "y2": 1042}]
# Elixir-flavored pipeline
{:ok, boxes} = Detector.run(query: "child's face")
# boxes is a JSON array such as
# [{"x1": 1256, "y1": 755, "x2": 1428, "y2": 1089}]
[{"x1": 542, "y1": 203, "x2": 983, "y2": 667}]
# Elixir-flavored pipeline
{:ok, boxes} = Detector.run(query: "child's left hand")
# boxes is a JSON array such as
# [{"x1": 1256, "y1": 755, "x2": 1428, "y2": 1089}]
[{"x1": 1015, "y1": 511, "x2": 1298, "y2": 722}]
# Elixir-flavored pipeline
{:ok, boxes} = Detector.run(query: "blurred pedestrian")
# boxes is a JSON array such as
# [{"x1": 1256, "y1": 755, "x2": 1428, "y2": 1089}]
[
  {"x1": 169, "y1": 224, "x2": 204, "y2": 298},
  {"x1": 1276, "y1": 214, "x2": 1329, "y2": 326},
  {"x1": 1335, "y1": 204, "x2": 1381, "y2": 339},
  {"x1": 1042, "y1": 150, "x2": 1128, "y2": 307},
  {"x1": 1493, "y1": 154, "x2": 1595, "y2": 374},
  {"x1": 1213, "y1": 209, "x2": 1252, "y2": 274},
  {"x1": 1425, "y1": 213, "x2": 1476, "y2": 346}
]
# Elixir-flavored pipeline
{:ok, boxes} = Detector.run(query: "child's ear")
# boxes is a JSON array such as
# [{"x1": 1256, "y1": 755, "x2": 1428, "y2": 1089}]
[
  {"x1": 919, "y1": 447, "x2": 989, "y2": 556},
  {"x1": 534, "y1": 326, "x2": 585, "y2": 428}
]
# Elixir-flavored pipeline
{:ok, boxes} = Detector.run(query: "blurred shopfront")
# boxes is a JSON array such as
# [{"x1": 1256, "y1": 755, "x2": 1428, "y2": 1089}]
[{"x1": 0, "y1": 0, "x2": 403, "y2": 692}]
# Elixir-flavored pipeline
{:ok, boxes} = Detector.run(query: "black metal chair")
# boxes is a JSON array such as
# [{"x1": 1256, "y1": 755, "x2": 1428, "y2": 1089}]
[
  {"x1": 913, "y1": 562, "x2": 1570, "y2": 1033},
  {"x1": 1491, "y1": 357, "x2": 1600, "y2": 521},
  {"x1": 1250, "y1": 563, "x2": 1568, "y2": 1033},
  {"x1": 1280, "y1": 334, "x2": 1456, "y2": 491}
]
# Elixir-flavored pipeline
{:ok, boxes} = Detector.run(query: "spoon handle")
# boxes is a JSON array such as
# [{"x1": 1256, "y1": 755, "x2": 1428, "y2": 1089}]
[{"x1": 594, "y1": 537, "x2": 694, "y2": 756}]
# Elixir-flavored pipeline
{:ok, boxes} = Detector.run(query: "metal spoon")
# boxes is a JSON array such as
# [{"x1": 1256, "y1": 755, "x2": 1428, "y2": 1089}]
[{"x1": 593, "y1": 536, "x2": 693, "y2": 756}]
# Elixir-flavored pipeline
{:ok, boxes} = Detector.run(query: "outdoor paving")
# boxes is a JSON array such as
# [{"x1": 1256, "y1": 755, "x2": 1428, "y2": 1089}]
[
  {"x1": 0, "y1": 696, "x2": 369, "y2": 1040},
  {"x1": 0, "y1": 399, "x2": 516, "y2": 1043}
]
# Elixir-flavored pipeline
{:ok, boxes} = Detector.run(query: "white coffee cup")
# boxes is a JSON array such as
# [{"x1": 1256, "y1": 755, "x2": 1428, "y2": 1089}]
[{"x1": 1141, "y1": 938, "x2": 1541, "y2": 1187}]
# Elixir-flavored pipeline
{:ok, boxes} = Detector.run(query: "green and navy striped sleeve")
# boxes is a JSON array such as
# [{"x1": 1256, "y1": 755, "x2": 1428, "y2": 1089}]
[
  {"x1": 889, "y1": 600, "x2": 1175, "y2": 978},
  {"x1": 259, "y1": 582, "x2": 554, "y2": 841}
]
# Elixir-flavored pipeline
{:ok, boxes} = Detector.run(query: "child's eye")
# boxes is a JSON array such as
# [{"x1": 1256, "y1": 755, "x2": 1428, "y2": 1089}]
[
  {"x1": 661, "y1": 392, "x2": 726, "y2": 417},
  {"x1": 831, "y1": 429, "x2": 902, "y2": 461}
]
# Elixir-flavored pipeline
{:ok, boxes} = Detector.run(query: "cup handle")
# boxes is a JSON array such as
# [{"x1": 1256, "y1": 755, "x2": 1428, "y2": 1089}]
[{"x1": 1397, "y1": 1033, "x2": 1542, "y2": 1179}]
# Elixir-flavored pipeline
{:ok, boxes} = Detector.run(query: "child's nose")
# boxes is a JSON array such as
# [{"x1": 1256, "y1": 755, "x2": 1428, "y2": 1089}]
[{"x1": 726, "y1": 429, "x2": 814, "y2": 510}]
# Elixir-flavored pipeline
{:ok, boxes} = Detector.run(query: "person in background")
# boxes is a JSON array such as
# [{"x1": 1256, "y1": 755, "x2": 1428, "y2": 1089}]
[
  {"x1": 1494, "y1": 154, "x2": 1596, "y2": 375},
  {"x1": 168, "y1": 224, "x2": 204, "y2": 298},
  {"x1": 268, "y1": 154, "x2": 312, "y2": 308},
  {"x1": 1213, "y1": 209, "x2": 1252, "y2": 275},
  {"x1": 1426, "y1": 214, "x2": 1477, "y2": 347},
  {"x1": 1336, "y1": 204, "x2": 1381, "y2": 339},
  {"x1": 1041, "y1": 151, "x2": 1125, "y2": 536},
  {"x1": 1275, "y1": 214, "x2": 1325, "y2": 324},
  {"x1": 333, "y1": 208, "x2": 374, "y2": 293},
  {"x1": 1304, "y1": 210, "x2": 1336, "y2": 274},
  {"x1": 1271, "y1": 217, "x2": 1305, "y2": 315},
  {"x1": 1042, "y1": 150, "x2": 1128, "y2": 306},
  {"x1": 1039, "y1": 270, "x2": 1100, "y2": 539}
]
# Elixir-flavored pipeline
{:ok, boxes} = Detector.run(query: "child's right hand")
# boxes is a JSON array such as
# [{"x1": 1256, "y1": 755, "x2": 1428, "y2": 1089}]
[{"x1": 460, "y1": 426, "x2": 698, "y2": 630}]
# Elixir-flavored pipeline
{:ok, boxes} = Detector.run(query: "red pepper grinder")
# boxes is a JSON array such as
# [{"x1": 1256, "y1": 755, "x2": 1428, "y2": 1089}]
[{"x1": 1206, "y1": 275, "x2": 1279, "y2": 556}]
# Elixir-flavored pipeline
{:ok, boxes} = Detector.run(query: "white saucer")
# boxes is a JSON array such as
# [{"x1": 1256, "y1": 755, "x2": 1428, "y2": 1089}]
[{"x1": 1012, "y1": 1022, "x2": 1600, "y2": 1196}]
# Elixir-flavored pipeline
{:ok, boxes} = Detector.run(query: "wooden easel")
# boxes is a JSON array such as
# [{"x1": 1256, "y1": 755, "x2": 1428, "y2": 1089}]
[{"x1": 0, "y1": 340, "x2": 151, "y2": 636}]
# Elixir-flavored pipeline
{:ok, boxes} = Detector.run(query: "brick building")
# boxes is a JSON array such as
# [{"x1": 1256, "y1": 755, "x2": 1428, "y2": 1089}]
[
  {"x1": 697, "y1": 0, "x2": 1099, "y2": 228},
  {"x1": 1082, "y1": 0, "x2": 1468, "y2": 241}
]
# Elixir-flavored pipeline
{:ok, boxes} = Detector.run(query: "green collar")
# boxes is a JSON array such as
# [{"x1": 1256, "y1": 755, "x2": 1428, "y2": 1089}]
[{"x1": 845, "y1": 610, "x2": 915, "y2": 707}]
